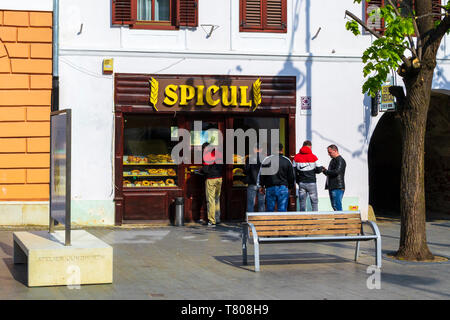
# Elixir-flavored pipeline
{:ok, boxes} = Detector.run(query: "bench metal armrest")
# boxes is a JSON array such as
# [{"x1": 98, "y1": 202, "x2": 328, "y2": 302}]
[
  {"x1": 362, "y1": 220, "x2": 381, "y2": 238},
  {"x1": 242, "y1": 222, "x2": 259, "y2": 244}
]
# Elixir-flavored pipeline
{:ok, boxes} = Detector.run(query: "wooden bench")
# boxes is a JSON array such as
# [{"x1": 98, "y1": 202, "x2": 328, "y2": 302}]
[{"x1": 242, "y1": 211, "x2": 381, "y2": 272}]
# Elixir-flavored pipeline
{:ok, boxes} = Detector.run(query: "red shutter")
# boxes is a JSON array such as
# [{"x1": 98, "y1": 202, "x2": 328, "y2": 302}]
[
  {"x1": 265, "y1": 0, "x2": 287, "y2": 32},
  {"x1": 242, "y1": 0, "x2": 263, "y2": 30},
  {"x1": 432, "y1": 0, "x2": 441, "y2": 22},
  {"x1": 365, "y1": 0, "x2": 384, "y2": 33},
  {"x1": 178, "y1": 0, "x2": 198, "y2": 27},
  {"x1": 241, "y1": 0, "x2": 286, "y2": 32},
  {"x1": 112, "y1": 0, "x2": 136, "y2": 25}
]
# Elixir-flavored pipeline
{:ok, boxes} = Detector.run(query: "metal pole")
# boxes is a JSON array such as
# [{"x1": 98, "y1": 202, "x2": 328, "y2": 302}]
[{"x1": 51, "y1": 0, "x2": 59, "y2": 112}]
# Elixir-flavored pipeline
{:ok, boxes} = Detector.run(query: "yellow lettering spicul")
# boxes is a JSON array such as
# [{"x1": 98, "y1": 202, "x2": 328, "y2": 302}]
[
  {"x1": 206, "y1": 85, "x2": 220, "y2": 106},
  {"x1": 240, "y1": 86, "x2": 253, "y2": 107},
  {"x1": 221, "y1": 86, "x2": 238, "y2": 107},
  {"x1": 196, "y1": 85, "x2": 205, "y2": 106},
  {"x1": 164, "y1": 85, "x2": 178, "y2": 106},
  {"x1": 159, "y1": 83, "x2": 259, "y2": 109},
  {"x1": 180, "y1": 85, "x2": 196, "y2": 105}
]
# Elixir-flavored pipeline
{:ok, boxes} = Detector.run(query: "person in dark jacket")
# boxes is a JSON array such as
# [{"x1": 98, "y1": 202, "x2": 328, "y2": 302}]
[
  {"x1": 292, "y1": 140, "x2": 324, "y2": 211},
  {"x1": 200, "y1": 143, "x2": 223, "y2": 226},
  {"x1": 322, "y1": 144, "x2": 346, "y2": 211},
  {"x1": 258, "y1": 143, "x2": 295, "y2": 212},
  {"x1": 244, "y1": 143, "x2": 265, "y2": 212}
]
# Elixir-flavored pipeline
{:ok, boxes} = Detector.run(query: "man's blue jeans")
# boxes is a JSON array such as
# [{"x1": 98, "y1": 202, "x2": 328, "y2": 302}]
[
  {"x1": 247, "y1": 185, "x2": 265, "y2": 212},
  {"x1": 266, "y1": 185, "x2": 289, "y2": 212},
  {"x1": 329, "y1": 189, "x2": 345, "y2": 211}
]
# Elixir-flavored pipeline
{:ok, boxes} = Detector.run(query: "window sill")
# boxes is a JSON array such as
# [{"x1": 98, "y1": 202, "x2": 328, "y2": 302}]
[
  {"x1": 239, "y1": 27, "x2": 287, "y2": 34},
  {"x1": 130, "y1": 22, "x2": 179, "y2": 30}
]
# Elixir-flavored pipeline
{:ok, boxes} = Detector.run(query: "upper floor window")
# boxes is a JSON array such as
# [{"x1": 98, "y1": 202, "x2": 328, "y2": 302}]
[
  {"x1": 364, "y1": 0, "x2": 441, "y2": 35},
  {"x1": 112, "y1": 0, "x2": 198, "y2": 29},
  {"x1": 137, "y1": 0, "x2": 171, "y2": 21},
  {"x1": 240, "y1": 0, "x2": 287, "y2": 33}
]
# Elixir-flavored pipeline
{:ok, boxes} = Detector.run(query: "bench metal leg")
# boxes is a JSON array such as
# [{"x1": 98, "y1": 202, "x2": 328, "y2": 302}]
[
  {"x1": 242, "y1": 226, "x2": 248, "y2": 266},
  {"x1": 375, "y1": 237, "x2": 382, "y2": 268},
  {"x1": 254, "y1": 240, "x2": 260, "y2": 272},
  {"x1": 354, "y1": 241, "x2": 360, "y2": 262}
]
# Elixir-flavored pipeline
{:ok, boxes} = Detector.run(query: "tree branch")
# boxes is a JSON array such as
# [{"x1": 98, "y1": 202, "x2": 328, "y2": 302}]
[
  {"x1": 345, "y1": 10, "x2": 410, "y2": 66},
  {"x1": 345, "y1": 10, "x2": 381, "y2": 39},
  {"x1": 386, "y1": 0, "x2": 420, "y2": 60},
  {"x1": 427, "y1": 13, "x2": 450, "y2": 47}
]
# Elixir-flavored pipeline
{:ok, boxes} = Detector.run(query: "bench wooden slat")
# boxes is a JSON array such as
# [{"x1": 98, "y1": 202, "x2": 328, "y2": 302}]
[
  {"x1": 250, "y1": 219, "x2": 361, "y2": 226},
  {"x1": 252, "y1": 223, "x2": 362, "y2": 232},
  {"x1": 254, "y1": 229, "x2": 362, "y2": 237},
  {"x1": 248, "y1": 214, "x2": 361, "y2": 221}
]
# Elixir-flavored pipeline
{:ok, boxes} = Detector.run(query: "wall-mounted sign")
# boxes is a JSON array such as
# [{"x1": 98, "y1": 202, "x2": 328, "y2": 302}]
[
  {"x1": 148, "y1": 77, "x2": 262, "y2": 112},
  {"x1": 379, "y1": 77, "x2": 397, "y2": 112},
  {"x1": 300, "y1": 96, "x2": 311, "y2": 115}
]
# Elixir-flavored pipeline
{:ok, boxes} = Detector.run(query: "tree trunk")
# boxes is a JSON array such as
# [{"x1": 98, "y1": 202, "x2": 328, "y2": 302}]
[{"x1": 396, "y1": 69, "x2": 434, "y2": 261}]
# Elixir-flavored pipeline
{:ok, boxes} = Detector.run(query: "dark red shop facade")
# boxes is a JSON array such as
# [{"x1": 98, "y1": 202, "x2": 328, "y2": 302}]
[{"x1": 114, "y1": 73, "x2": 297, "y2": 225}]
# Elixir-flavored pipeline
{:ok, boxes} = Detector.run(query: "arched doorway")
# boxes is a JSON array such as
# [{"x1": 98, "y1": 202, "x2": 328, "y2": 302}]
[{"x1": 368, "y1": 91, "x2": 450, "y2": 218}]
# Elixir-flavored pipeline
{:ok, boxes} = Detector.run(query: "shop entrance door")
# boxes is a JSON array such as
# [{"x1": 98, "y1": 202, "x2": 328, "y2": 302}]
[{"x1": 184, "y1": 118, "x2": 225, "y2": 222}]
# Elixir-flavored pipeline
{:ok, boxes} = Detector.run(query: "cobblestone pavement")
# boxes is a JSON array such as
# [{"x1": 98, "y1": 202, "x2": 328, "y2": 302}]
[{"x1": 0, "y1": 218, "x2": 448, "y2": 300}]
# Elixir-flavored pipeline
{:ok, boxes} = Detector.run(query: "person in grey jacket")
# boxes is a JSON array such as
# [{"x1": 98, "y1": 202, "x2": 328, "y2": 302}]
[{"x1": 322, "y1": 144, "x2": 346, "y2": 211}]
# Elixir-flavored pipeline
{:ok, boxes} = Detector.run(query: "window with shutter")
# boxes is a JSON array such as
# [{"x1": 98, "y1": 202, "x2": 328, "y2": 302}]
[
  {"x1": 365, "y1": 0, "x2": 384, "y2": 34},
  {"x1": 364, "y1": 0, "x2": 442, "y2": 35},
  {"x1": 178, "y1": 0, "x2": 198, "y2": 27},
  {"x1": 240, "y1": 0, "x2": 287, "y2": 33},
  {"x1": 111, "y1": 0, "x2": 198, "y2": 29},
  {"x1": 112, "y1": 0, "x2": 136, "y2": 25}
]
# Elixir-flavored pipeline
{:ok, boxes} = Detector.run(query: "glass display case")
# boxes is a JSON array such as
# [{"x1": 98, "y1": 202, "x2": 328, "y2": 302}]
[{"x1": 123, "y1": 116, "x2": 178, "y2": 188}]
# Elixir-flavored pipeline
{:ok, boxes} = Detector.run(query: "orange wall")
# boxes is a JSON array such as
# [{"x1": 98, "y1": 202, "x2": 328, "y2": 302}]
[{"x1": 0, "y1": 10, "x2": 52, "y2": 201}]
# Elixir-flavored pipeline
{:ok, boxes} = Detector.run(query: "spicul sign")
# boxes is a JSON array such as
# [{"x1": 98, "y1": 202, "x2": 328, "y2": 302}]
[{"x1": 149, "y1": 77, "x2": 262, "y2": 112}]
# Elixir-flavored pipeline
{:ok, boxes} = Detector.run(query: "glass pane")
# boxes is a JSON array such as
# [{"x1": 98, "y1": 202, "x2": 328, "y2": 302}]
[
  {"x1": 190, "y1": 121, "x2": 220, "y2": 146},
  {"x1": 123, "y1": 116, "x2": 178, "y2": 188},
  {"x1": 233, "y1": 117, "x2": 286, "y2": 156},
  {"x1": 138, "y1": 0, "x2": 152, "y2": 21},
  {"x1": 155, "y1": 0, "x2": 170, "y2": 21}
]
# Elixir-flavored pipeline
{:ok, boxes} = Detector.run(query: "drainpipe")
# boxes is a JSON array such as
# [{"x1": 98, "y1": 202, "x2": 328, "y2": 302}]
[{"x1": 51, "y1": 0, "x2": 59, "y2": 112}]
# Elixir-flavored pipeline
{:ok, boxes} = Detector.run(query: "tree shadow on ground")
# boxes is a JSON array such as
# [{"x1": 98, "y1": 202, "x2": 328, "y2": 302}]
[{"x1": 381, "y1": 272, "x2": 450, "y2": 298}]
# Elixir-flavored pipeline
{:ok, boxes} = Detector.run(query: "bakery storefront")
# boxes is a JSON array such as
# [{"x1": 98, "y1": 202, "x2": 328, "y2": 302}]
[{"x1": 114, "y1": 74, "x2": 297, "y2": 225}]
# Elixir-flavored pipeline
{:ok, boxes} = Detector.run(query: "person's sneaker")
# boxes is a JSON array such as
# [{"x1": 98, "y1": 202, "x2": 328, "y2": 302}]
[{"x1": 207, "y1": 222, "x2": 216, "y2": 227}]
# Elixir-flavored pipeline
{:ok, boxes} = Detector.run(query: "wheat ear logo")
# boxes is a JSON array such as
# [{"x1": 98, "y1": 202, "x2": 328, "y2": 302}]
[
  {"x1": 252, "y1": 78, "x2": 262, "y2": 111},
  {"x1": 150, "y1": 77, "x2": 159, "y2": 111}
]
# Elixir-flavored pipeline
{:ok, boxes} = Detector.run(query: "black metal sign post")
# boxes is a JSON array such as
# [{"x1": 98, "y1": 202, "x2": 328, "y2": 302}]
[{"x1": 49, "y1": 109, "x2": 72, "y2": 246}]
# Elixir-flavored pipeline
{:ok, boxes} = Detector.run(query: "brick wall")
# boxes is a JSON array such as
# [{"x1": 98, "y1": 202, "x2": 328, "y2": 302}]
[{"x1": 0, "y1": 10, "x2": 52, "y2": 201}]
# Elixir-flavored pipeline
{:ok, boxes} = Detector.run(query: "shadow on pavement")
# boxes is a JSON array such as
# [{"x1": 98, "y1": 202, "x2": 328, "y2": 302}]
[
  {"x1": 3, "y1": 257, "x2": 27, "y2": 286},
  {"x1": 214, "y1": 252, "x2": 351, "y2": 272}
]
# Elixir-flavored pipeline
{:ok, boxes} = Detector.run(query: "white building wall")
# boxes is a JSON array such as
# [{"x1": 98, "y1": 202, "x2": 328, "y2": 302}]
[{"x1": 5, "y1": 0, "x2": 449, "y2": 224}]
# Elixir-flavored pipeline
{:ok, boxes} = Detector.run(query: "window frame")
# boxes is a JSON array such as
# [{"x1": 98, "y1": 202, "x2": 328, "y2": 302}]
[
  {"x1": 112, "y1": 0, "x2": 198, "y2": 30},
  {"x1": 364, "y1": 0, "x2": 442, "y2": 36},
  {"x1": 239, "y1": 0, "x2": 287, "y2": 34}
]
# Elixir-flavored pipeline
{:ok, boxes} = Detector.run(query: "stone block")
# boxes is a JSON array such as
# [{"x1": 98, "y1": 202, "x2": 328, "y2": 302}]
[{"x1": 13, "y1": 230, "x2": 113, "y2": 287}]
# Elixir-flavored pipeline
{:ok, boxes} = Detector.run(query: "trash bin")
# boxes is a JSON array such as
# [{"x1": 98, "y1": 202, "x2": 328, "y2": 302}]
[{"x1": 175, "y1": 197, "x2": 184, "y2": 226}]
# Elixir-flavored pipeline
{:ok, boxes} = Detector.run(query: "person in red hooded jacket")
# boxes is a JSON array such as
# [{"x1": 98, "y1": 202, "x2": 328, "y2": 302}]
[
  {"x1": 200, "y1": 143, "x2": 223, "y2": 226},
  {"x1": 292, "y1": 140, "x2": 324, "y2": 211}
]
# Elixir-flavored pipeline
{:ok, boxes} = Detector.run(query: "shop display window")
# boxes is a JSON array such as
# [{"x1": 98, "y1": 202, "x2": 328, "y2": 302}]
[
  {"x1": 123, "y1": 115, "x2": 178, "y2": 188},
  {"x1": 231, "y1": 117, "x2": 286, "y2": 188}
]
